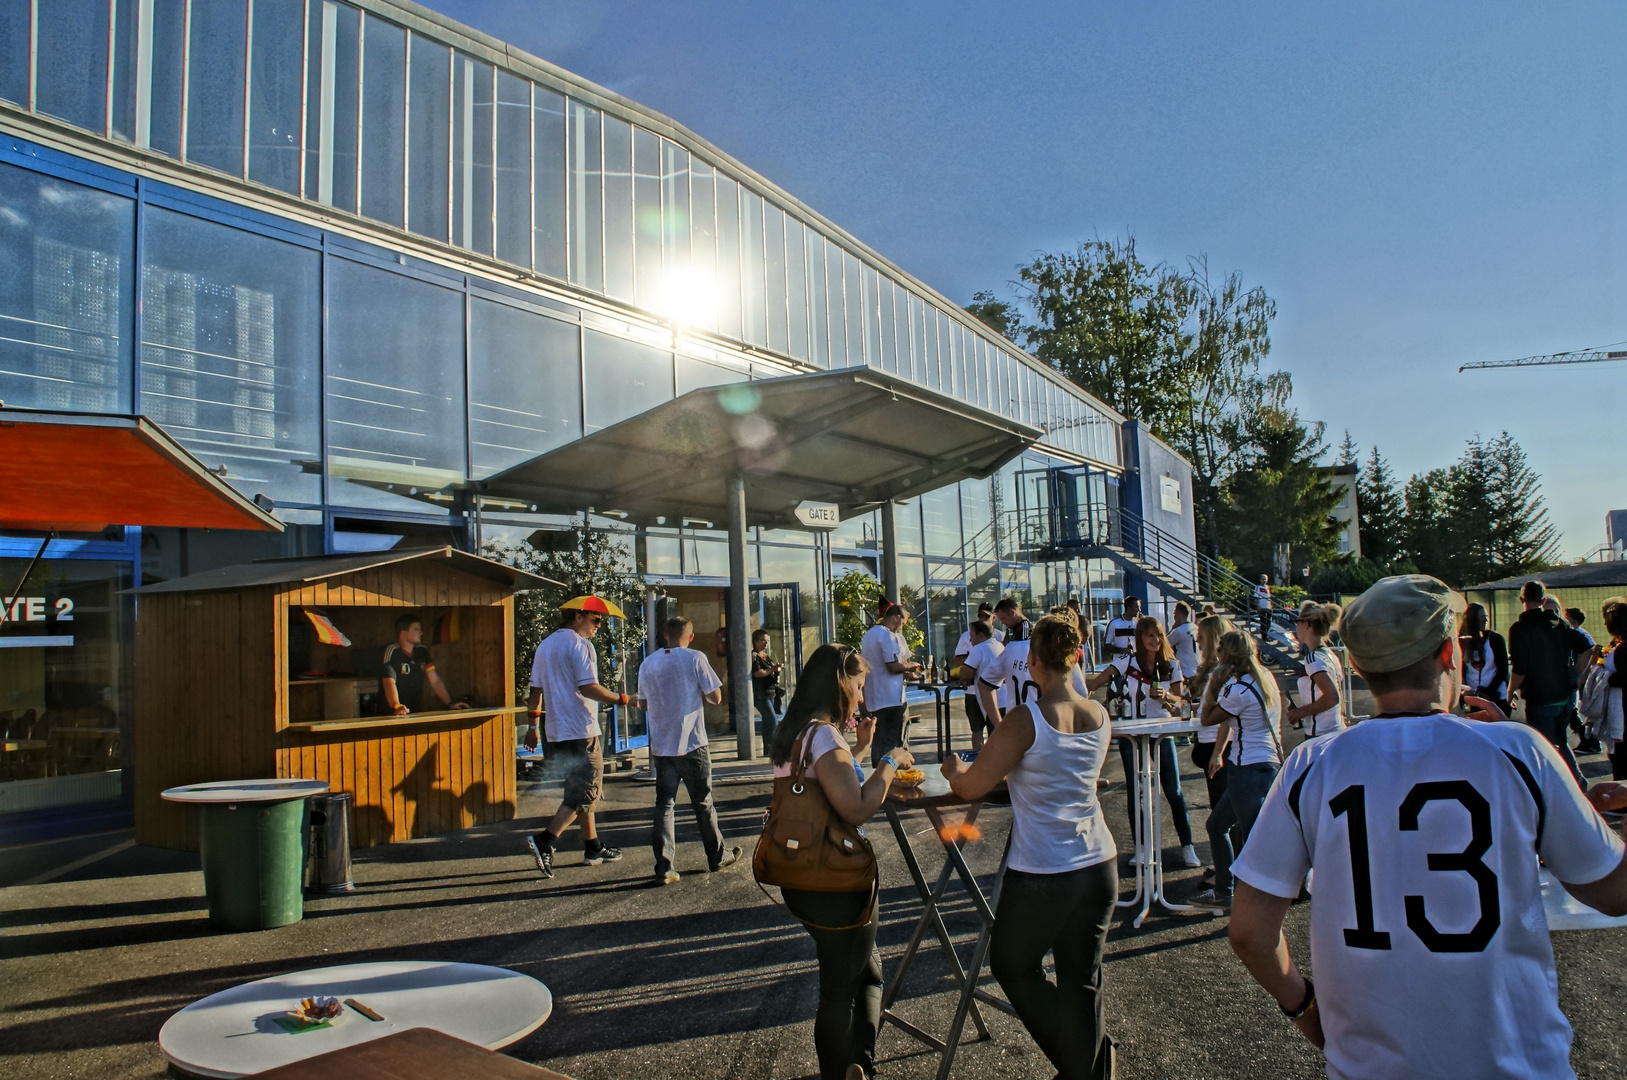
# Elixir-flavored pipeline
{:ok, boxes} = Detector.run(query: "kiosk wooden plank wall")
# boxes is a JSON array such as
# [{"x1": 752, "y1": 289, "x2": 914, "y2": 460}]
[{"x1": 134, "y1": 548, "x2": 548, "y2": 850}]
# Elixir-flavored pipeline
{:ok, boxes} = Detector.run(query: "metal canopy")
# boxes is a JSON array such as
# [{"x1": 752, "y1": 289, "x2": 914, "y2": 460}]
[
  {"x1": 477, "y1": 368, "x2": 1043, "y2": 527},
  {"x1": 0, "y1": 407, "x2": 283, "y2": 533}
]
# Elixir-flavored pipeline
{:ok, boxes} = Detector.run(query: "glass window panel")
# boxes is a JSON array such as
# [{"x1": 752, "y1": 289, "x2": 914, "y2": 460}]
[
  {"x1": 326, "y1": 259, "x2": 466, "y2": 509},
  {"x1": 843, "y1": 254, "x2": 863, "y2": 366},
  {"x1": 643, "y1": 528, "x2": 681, "y2": 576},
  {"x1": 899, "y1": 556, "x2": 926, "y2": 629},
  {"x1": 567, "y1": 100, "x2": 602, "y2": 291},
  {"x1": 686, "y1": 537, "x2": 729, "y2": 578},
  {"x1": 583, "y1": 328, "x2": 672, "y2": 432},
  {"x1": 450, "y1": 54, "x2": 493, "y2": 255},
  {"x1": 938, "y1": 310, "x2": 956, "y2": 396},
  {"x1": 601, "y1": 114, "x2": 632, "y2": 300},
  {"x1": 469, "y1": 298, "x2": 581, "y2": 478},
  {"x1": 895, "y1": 496, "x2": 923, "y2": 555},
  {"x1": 632, "y1": 126, "x2": 661, "y2": 310},
  {"x1": 493, "y1": 71, "x2": 530, "y2": 266},
  {"x1": 805, "y1": 231, "x2": 827, "y2": 366},
  {"x1": 741, "y1": 192, "x2": 766, "y2": 346},
  {"x1": 123, "y1": 0, "x2": 186, "y2": 158},
  {"x1": 764, "y1": 205, "x2": 787, "y2": 354},
  {"x1": 921, "y1": 485, "x2": 962, "y2": 557},
  {"x1": 927, "y1": 585, "x2": 965, "y2": 671},
  {"x1": 359, "y1": 15, "x2": 406, "y2": 225},
  {"x1": 185, "y1": 0, "x2": 248, "y2": 171},
  {"x1": 139, "y1": 207, "x2": 320, "y2": 504},
  {"x1": 824, "y1": 239, "x2": 846, "y2": 366},
  {"x1": 661, "y1": 141, "x2": 690, "y2": 314},
  {"x1": 785, "y1": 220, "x2": 807, "y2": 361},
  {"x1": 876, "y1": 278, "x2": 895, "y2": 373},
  {"x1": 0, "y1": 162, "x2": 133, "y2": 413},
  {"x1": 0, "y1": 0, "x2": 29, "y2": 105},
  {"x1": 863, "y1": 267, "x2": 883, "y2": 370},
  {"x1": 110, "y1": 0, "x2": 136, "y2": 140},
  {"x1": 829, "y1": 509, "x2": 876, "y2": 551},
  {"x1": 688, "y1": 160, "x2": 716, "y2": 333},
  {"x1": 960, "y1": 478, "x2": 994, "y2": 559},
  {"x1": 306, "y1": 0, "x2": 359, "y2": 211},
  {"x1": 406, "y1": 33, "x2": 449, "y2": 240},
  {"x1": 714, "y1": 175, "x2": 741, "y2": 340},
  {"x1": 246, "y1": 0, "x2": 305, "y2": 194},
  {"x1": 36, "y1": 0, "x2": 110, "y2": 133},
  {"x1": 533, "y1": 86, "x2": 567, "y2": 280},
  {"x1": 676, "y1": 354, "x2": 748, "y2": 395}
]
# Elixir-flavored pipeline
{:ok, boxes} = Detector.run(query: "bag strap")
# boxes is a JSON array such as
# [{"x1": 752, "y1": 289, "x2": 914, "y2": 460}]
[
  {"x1": 1230, "y1": 676, "x2": 1282, "y2": 760},
  {"x1": 755, "y1": 877, "x2": 879, "y2": 932}
]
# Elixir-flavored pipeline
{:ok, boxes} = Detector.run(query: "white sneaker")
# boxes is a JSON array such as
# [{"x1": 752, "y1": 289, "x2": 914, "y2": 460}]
[{"x1": 1181, "y1": 845, "x2": 1201, "y2": 868}]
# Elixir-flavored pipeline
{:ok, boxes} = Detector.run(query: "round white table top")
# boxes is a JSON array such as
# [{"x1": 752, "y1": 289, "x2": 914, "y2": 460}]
[
  {"x1": 158, "y1": 960, "x2": 552, "y2": 1079},
  {"x1": 1112, "y1": 717, "x2": 1204, "y2": 737},
  {"x1": 161, "y1": 778, "x2": 331, "y2": 804}
]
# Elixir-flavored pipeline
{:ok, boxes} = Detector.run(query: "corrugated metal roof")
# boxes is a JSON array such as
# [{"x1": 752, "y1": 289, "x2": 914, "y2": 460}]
[{"x1": 133, "y1": 546, "x2": 561, "y2": 594}]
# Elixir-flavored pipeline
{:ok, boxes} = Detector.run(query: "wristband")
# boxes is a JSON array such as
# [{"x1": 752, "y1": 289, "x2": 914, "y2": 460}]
[
  {"x1": 1281, "y1": 978, "x2": 1315, "y2": 1019},
  {"x1": 619, "y1": 692, "x2": 628, "y2": 706},
  {"x1": 879, "y1": 755, "x2": 899, "y2": 771}
]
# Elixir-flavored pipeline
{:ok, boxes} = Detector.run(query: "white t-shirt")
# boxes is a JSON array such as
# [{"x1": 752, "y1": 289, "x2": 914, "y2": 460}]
[
  {"x1": 1108, "y1": 654, "x2": 1179, "y2": 719},
  {"x1": 982, "y1": 639, "x2": 1034, "y2": 712},
  {"x1": 638, "y1": 646, "x2": 721, "y2": 757},
  {"x1": 1105, "y1": 616, "x2": 1137, "y2": 654},
  {"x1": 964, "y1": 639, "x2": 1008, "y2": 708},
  {"x1": 954, "y1": 630, "x2": 973, "y2": 660},
  {"x1": 1215, "y1": 672, "x2": 1281, "y2": 767},
  {"x1": 1168, "y1": 621, "x2": 1199, "y2": 679},
  {"x1": 1297, "y1": 646, "x2": 1346, "y2": 738},
  {"x1": 772, "y1": 722, "x2": 845, "y2": 777},
  {"x1": 530, "y1": 629, "x2": 600, "y2": 742},
  {"x1": 860, "y1": 623, "x2": 907, "y2": 710},
  {"x1": 1253, "y1": 584, "x2": 1272, "y2": 610},
  {"x1": 1461, "y1": 636, "x2": 1506, "y2": 698},
  {"x1": 1233, "y1": 714, "x2": 1625, "y2": 1080}
]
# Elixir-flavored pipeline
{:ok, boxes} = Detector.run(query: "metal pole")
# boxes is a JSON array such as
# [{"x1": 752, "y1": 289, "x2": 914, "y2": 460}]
[
  {"x1": 726, "y1": 473, "x2": 754, "y2": 760},
  {"x1": 880, "y1": 500, "x2": 900, "y2": 603}
]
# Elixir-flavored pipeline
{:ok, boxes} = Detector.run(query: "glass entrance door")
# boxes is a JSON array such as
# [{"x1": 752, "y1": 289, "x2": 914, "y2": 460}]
[{"x1": 751, "y1": 583, "x2": 802, "y2": 698}]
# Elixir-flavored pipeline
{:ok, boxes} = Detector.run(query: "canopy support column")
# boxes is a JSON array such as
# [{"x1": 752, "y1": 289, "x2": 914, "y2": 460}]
[
  {"x1": 727, "y1": 472, "x2": 755, "y2": 760},
  {"x1": 880, "y1": 500, "x2": 900, "y2": 604}
]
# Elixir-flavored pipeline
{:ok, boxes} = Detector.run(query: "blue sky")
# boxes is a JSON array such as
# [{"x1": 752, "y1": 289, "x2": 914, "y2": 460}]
[{"x1": 426, "y1": 1, "x2": 1625, "y2": 561}]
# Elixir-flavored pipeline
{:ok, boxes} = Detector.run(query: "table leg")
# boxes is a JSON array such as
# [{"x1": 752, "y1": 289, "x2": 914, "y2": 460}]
[
  {"x1": 1132, "y1": 734, "x2": 1155, "y2": 928},
  {"x1": 1114, "y1": 734, "x2": 1147, "y2": 911},
  {"x1": 1148, "y1": 736, "x2": 1224, "y2": 917},
  {"x1": 932, "y1": 834, "x2": 1014, "y2": 1080}
]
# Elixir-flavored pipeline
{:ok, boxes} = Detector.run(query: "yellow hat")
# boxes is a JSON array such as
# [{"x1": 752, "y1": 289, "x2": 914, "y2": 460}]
[{"x1": 559, "y1": 595, "x2": 626, "y2": 619}]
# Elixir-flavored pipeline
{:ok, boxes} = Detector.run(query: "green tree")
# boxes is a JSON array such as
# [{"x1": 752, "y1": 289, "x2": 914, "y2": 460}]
[
  {"x1": 965, "y1": 290, "x2": 1020, "y2": 340},
  {"x1": 1401, "y1": 468, "x2": 1452, "y2": 579},
  {"x1": 1336, "y1": 429, "x2": 1359, "y2": 467},
  {"x1": 828, "y1": 569, "x2": 925, "y2": 656},
  {"x1": 1216, "y1": 408, "x2": 1343, "y2": 583},
  {"x1": 1444, "y1": 437, "x2": 1497, "y2": 585},
  {"x1": 1356, "y1": 446, "x2": 1405, "y2": 566},
  {"x1": 1483, "y1": 431, "x2": 1559, "y2": 579},
  {"x1": 484, "y1": 518, "x2": 647, "y2": 704}
]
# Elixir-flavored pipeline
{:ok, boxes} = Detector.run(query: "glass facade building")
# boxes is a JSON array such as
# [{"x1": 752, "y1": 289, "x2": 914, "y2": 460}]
[{"x1": 0, "y1": 0, "x2": 1156, "y2": 828}]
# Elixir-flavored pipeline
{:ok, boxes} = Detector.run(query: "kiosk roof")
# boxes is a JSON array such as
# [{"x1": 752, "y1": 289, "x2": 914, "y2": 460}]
[
  {"x1": 133, "y1": 546, "x2": 562, "y2": 594},
  {"x1": 477, "y1": 368, "x2": 1043, "y2": 528},
  {"x1": 0, "y1": 408, "x2": 283, "y2": 533}
]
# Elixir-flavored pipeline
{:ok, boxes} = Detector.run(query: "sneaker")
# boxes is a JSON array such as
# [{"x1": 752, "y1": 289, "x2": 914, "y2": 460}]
[
  {"x1": 656, "y1": 870, "x2": 681, "y2": 886},
  {"x1": 1180, "y1": 844, "x2": 1201, "y2": 868},
  {"x1": 712, "y1": 846, "x2": 743, "y2": 872},
  {"x1": 1191, "y1": 887, "x2": 1232, "y2": 908},
  {"x1": 1577, "y1": 740, "x2": 1603, "y2": 756},
  {"x1": 583, "y1": 844, "x2": 623, "y2": 866},
  {"x1": 525, "y1": 834, "x2": 553, "y2": 879}
]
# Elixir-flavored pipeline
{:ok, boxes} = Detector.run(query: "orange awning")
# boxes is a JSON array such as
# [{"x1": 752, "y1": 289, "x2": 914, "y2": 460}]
[{"x1": 0, "y1": 408, "x2": 283, "y2": 533}]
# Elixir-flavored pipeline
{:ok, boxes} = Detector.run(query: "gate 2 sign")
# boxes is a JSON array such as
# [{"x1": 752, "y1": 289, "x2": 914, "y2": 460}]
[{"x1": 793, "y1": 501, "x2": 841, "y2": 530}]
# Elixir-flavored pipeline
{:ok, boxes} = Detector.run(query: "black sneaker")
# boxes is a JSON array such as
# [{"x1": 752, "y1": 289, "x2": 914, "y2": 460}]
[
  {"x1": 526, "y1": 834, "x2": 553, "y2": 879},
  {"x1": 1577, "y1": 740, "x2": 1603, "y2": 756},
  {"x1": 583, "y1": 844, "x2": 623, "y2": 866},
  {"x1": 711, "y1": 846, "x2": 743, "y2": 872}
]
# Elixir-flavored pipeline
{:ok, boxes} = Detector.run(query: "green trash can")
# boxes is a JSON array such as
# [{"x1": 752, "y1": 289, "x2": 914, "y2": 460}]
[{"x1": 162, "y1": 779, "x2": 330, "y2": 932}]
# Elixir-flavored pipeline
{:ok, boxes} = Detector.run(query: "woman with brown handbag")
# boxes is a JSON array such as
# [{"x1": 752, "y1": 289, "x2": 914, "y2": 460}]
[{"x1": 759, "y1": 643, "x2": 915, "y2": 1080}]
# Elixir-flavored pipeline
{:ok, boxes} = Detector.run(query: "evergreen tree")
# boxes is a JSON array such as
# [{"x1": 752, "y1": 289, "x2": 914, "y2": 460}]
[
  {"x1": 1444, "y1": 437, "x2": 1497, "y2": 585},
  {"x1": 1484, "y1": 431, "x2": 1559, "y2": 578},
  {"x1": 1357, "y1": 446, "x2": 1405, "y2": 567},
  {"x1": 1217, "y1": 408, "x2": 1343, "y2": 582},
  {"x1": 1336, "y1": 429, "x2": 1359, "y2": 467},
  {"x1": 1401, "y1": 468, "x2": 1453, "y2": 580}
]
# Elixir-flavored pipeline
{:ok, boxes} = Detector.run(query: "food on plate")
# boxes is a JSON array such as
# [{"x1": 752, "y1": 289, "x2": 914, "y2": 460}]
[
  {"x1": 893, "y1": 767, "x2": 925, "y2": 786},
  {"x1": 288, "y1": 996, "x2": 344, "y2": 1023}
]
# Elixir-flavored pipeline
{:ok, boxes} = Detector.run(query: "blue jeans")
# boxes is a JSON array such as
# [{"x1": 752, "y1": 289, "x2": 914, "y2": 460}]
[
  {"x1": 651, "y1": 747, "x2": 726, "y2": 874},
  {"x1": 1526, "y1": 700, "x2": 1585, "y2": 790},
  {"x1": 1206, "y1": 761, "x2": 1279, "y2": 894},
  {"x1": 755, "y1": 690, "x2": 780, "y2": 755}
]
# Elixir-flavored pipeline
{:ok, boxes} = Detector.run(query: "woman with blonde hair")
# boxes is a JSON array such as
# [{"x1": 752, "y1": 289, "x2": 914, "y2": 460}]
[
  {"x1": 943, "y1": 614, "x2": 1118, "y2": 1079},
  {"x1": 1188, "y1": 614, "x2": 1234, "y2": 802},
  {"x1": 1286, "y1": 601, "x2": 1345, "y2": 737},
  {"x1": 1085, "y1": 614, "x2": 1199, "y2": 869},
  {"x1": 1193, "y1": 629, "x2": 1283, "y2": 907},
  {"x1": 768, "y1": 644, "x2": 914, "y2": 1080}
]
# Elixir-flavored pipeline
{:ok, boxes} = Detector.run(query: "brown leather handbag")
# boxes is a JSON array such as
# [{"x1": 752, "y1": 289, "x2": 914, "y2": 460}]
[{"x1": 753, "y1": 721, "x2": 878, "y2": 928}]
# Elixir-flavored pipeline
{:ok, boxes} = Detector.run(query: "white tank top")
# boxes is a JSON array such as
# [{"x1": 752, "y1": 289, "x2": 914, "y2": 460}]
[{"x1": 1005, "y1": 705, "x2": 1118, "y2": 874}]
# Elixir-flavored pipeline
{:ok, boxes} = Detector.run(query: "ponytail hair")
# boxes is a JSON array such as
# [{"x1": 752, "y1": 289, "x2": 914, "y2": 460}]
[
  {"x1": 1029, "y1": 613, "x2": 1083, "y2": 674},
  {"x1": 1297, "y1": 601, "x2": 1342, "y2": 638},
  {"x1": 1202, "y1": 629, "x2": 1279, "y2": 716}
]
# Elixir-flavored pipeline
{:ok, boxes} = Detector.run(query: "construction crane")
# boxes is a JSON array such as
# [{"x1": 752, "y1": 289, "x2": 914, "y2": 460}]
[{"x1": 1459, "y1": 343, "x2": 1627, "y2": 372}]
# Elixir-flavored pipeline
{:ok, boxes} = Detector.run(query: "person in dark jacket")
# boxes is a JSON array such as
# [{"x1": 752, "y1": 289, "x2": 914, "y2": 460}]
[
  {"x1": 1603, "y1": 597, "x2": 1627, "y2": 781},
  {"x1": 1509, "y1": 580, "x2": 1597, "y2": 788},
  {"x1": 1458, "y1": 602, "x2": 1510, "y2": 717}
]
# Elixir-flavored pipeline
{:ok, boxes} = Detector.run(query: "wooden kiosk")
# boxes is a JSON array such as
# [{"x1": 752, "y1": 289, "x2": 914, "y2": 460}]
[{"x1": 133, "y1": 547, "x2": 554, "y2": 850}]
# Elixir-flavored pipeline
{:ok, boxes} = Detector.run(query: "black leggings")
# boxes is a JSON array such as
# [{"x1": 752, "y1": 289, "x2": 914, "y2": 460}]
[
  {"x1": 990, "y1": 862, "x2": 1118, "y2": 1080},
  {"x1": 1190, "y1": 740, "x2": 1228, "y2": 810},
  {"x1": 783, "y1": 888, "x2": 882, "y2": 1080}
]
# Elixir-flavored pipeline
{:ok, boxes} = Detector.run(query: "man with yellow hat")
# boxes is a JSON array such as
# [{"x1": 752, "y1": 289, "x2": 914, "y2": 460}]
[
  {"x1": 524, "y1": 594, "x2": 636, "y2": 878},
  {"x1": 1226, "y1": 574, "x2": 1627, "y2": 1080}
]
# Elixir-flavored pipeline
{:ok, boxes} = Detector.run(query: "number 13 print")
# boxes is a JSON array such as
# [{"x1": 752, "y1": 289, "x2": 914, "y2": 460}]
[{"x1": 1330, "y1": 781, "x2": 1500, "y2": 954}]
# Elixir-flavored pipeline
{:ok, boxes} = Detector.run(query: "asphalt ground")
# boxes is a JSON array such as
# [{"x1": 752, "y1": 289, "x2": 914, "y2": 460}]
[{"x1": 3, "y1": 711, "x2": 1627, "y2": 1079}]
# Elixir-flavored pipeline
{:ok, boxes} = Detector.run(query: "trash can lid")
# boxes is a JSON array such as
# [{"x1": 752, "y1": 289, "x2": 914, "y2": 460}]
[{"x1": 161, "y1": 778, "x2": 330, "y2": 803}]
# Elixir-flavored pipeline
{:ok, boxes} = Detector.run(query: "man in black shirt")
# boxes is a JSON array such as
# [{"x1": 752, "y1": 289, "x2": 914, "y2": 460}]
[
  {"x1": 382, "y1": 612, "x2": 468, "y2": 715},
  {"x1": 1509, "y1": 580, "x2": 1595, "y2": 788}
]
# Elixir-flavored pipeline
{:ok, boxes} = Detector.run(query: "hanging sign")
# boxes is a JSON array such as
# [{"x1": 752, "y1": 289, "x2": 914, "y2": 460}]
[{"x1": 793, "y1": 501, "x2": 841, "y2": 529}]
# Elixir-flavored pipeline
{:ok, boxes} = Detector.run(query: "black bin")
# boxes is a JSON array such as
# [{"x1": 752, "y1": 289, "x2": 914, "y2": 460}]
[{"x1": 304, "y1": 791, "x2": 356, "y2": 895}]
